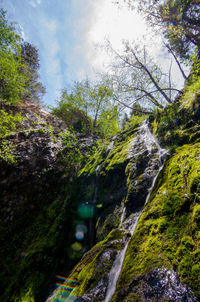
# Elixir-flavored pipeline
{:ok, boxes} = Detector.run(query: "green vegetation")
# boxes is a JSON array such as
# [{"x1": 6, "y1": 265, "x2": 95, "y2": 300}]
[
  {"x1": 0, "y1": 8, "x2": 27, "y2": 104},
  {"x1": 1, "y1": 1, "x2": 200, "y2": 301},
  {"x1": 0, "y1": 184, "x2": 82, "y2": 302},
  {"x1": 51, "y1": 80, "x2": 121, "y2": 138},
  {"x1": 0, "y1": 9, "x2": 45, "y2": 105},
  {"x1": 79, "y1": 115, "x2": 145, "y2": 177},
  {"x1": 0, "y1": 109, "x2": 26, "y2": 163},
  {"x1": 68, "y1": 228, "x2": 126, "y2": 297},
  {"x1": 114, "y1": 143, "x2": 200, "y2": 300}
]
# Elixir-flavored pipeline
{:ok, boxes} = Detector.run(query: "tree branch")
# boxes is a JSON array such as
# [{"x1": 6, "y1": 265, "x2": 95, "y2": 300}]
[{"x1": 164, "y1": 43, "x2": 187, "y2": 80}]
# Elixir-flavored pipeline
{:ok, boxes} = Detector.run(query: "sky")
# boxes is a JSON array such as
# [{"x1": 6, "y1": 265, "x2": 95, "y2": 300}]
[{"x1": 1, "y1": 0, "x2": 185, "y2": 107}]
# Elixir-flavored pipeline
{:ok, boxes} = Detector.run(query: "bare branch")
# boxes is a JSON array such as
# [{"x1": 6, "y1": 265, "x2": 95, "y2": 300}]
[
  {"x1": 169, "y1": 59, "x2": 173, "y2": 101},
  {"x1": 164, "y1": 43, "x2": 187, "y2": 80},
  {"x1": 112, "y1": 94, "x2": 151, "y2": 114}
]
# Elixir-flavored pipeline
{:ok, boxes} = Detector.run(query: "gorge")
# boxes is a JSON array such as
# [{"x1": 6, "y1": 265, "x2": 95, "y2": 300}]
[{"x1": 1, "y1": 92, "x2": 200, "y2": 302}]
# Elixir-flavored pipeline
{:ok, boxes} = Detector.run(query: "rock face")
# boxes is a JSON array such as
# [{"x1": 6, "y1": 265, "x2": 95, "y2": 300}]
[
  {"x1": 0, "y1": 102, "x2": 66, "y2": 225},
  {"x1": 0, "y1": 102, "x2": 95, "y2": 302},
  {"x1": 48, "y1": 120, "x2": 199, "y2": 302},
  {"x1": 118, "y1": 269, "x2": 197, "y2": 302},
  {"x1": 1, "y1": 102, "x2": 200, "y2": 302}
]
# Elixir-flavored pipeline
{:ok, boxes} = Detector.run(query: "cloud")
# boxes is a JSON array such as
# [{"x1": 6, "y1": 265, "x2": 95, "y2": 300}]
[
  {"x1": 44, "y1": 20, "x2": 58, "y2": 34},
  {"x1": 84, "y1": 0, "x2": 148, "y2": 71},
  {"x1": 29, "y1": 1, "x2": 36, "y2": 7},
  {"x1": 62, "y1": 0, "x2": 149, "y2": 82},
  {"x1": 29, "y1": 0, "x2": 41, "y2": 8}
]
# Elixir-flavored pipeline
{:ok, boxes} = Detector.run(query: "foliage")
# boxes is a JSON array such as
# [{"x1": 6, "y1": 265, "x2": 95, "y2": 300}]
[
  {"x1": 0, "y1": 140, "x2": 17, "y2": 164},
  {"x1": 0, "y1": 9, "x2": 45, "y2": 105},
  {"x1": 181, "y1": 77, "x2": 200, "y2": 109},
  {"x1": 52, "y1": 80, "x2": 120, "y2": 138},
  {"x1": 0, "y1": 9, "x2": 28, "y2": 104},
  {"x1": 123, "y1": 115, "x2": 146, "y2": 131},
  {"x1": 121, "y1": 0, "x2": 200, "y2": 61},
  {"x1": 159, "y1": 0, "x2": 200, "y2": 60},
  {"x1": 190, "y1": 48, "x2": 200, "y2": 82},
  {"x1": 116, "y1": 143, "x2": 200, "y2": 300},
  {"x1": 0, "y1": 109, "x2": 26, "y2": 163},
  {"x1": 96, "y1": 105, "x2": 120, "y2": 138},
  {"x1": 58, "y1": 130, "x2": 83, "y2": 175},
  {"x1": 52, "y1": 96, "x2": 93, "y2": 135},
  {"x1": 0, "y1": 109, "x2": 25, "y2": 137},
  {"x1": 20, "y1": 42, "x2": 46, "y2": 105}
]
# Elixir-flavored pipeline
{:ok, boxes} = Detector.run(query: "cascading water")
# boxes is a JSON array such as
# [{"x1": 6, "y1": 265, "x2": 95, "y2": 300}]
[
  {"x1": 104, "y1": 211, "x2": 141, "y2": 302},
  {"x1": 104, "y1": 121, "x2": 168, "y2": 302},
  {"x1": 119, "y1": 207, "x2": 126, "y2": 228},
  {"x1": 46, "y1": 120, "x2": 168, "y2": 302}
]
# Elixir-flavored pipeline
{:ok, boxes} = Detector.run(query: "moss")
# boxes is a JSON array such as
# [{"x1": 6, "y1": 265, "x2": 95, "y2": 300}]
[
  {"x1": 14, "y1": 288, "x2": 35, "y2": 302},
  {"x1": 67, "y1": 228, "x2": 126, "y2": 297},
  {"x1": 78, "y1": 140, "x2": 109, "y2": 176},
  {"x1": 79, "y1": 118, "x2": 141, "y2": 178},
  {"x1": 96, "y1": 205, "x2": 121, "y2": 242},
  {"x1": 123, "y1": 293, "x2": 143, "y2": 302},
  {"x1": 181, "y1": 78, "x2": 200, "y2": 110},
  {"x1": 111, "y1": 143, "x2": 200, "y2": 300},
  {"x1": 0, "y1": 179, "x2": 82, "y2": 302}
]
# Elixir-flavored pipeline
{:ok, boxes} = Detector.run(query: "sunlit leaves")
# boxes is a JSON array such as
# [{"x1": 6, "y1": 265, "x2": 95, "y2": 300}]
[
  {"x1": 52, "y1": 80, "x2": 120, "y2": 138},
  {"x1": 0, "y1": 9, "x2": 26, "y2": 104}
]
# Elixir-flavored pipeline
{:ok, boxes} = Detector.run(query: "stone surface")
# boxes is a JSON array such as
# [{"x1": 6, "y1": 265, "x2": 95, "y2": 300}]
[{"x1": 119, "y1": 269, "x2": 197, "y2": 302}]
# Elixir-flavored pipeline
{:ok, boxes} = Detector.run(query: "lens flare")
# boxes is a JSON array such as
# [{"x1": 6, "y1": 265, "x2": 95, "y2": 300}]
[
  {"x1": 56, "y1": 283, "x2": 75, "y2": 290},
  {"x1": 78, "y1": 202, "x2": 94, "y2": 219},
  {"x1": 55, "y1": 290, "x2": 77, "y2": 302},
  {"x1": 75, "y1": 230, "x2": 84, "y2": 240},
  {"x1": 56, "y1": 275, "x2": 79, "y2": 284},
  {"x1": 71, "y1": 242, "x2": 82, "y2": 251},
  {"x1": 75, "y1": 224, "x2": 87, "y2": 234}
]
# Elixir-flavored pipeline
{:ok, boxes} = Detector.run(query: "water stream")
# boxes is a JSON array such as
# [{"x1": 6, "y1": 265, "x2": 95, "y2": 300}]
[
  {"x1": 104, "y1": 121, "x2": 167, "y2": 302},
  {"x1": 104, "y1": 212, "x2": 141, "y2": 302},
  {"x1": 46, "y1": 121, "x2": 168, "y2": 302}
]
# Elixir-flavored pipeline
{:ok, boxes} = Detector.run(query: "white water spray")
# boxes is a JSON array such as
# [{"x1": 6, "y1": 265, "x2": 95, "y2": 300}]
[
  {"x1": 105, "y1": 212, "x2": 141, "y2": 302},
  {"x1": 104, "y1": 121, "x2": 167, "y2": 302},
  {"x1": 119, "y1": 207, "x2": 126, "y2": 228}
]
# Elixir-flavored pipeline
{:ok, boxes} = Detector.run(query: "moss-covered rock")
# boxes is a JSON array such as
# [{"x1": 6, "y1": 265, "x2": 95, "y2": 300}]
[
  {"x1": 113, "y1": 143, "x2": 200, "y2": 301},
  {"x1": 0, "y1": 102, "x2": 90, "y2": 302}
]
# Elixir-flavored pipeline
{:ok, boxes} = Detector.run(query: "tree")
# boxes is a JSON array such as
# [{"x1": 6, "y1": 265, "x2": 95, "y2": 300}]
[
  {"x1": 0, "y1": 9, "x2": 28, "y2": 104},
  {"x1": 95, "y1": 105, "x2": 120, "y2": 138},
  {"x1": 0, "y1": 10, "x2": 45, "y2": 105},
  {"x1": 52, "y1": 96, "x2": 93, "y2": 135},
  {"x1": 159, "y1": 0, "x2": 200, "y2": 60},
  {"x1": 104, "y1": 41, "x2": 181, "y2": 112},
  {"x1": 21, "y1": 42, "x2": 46, "y2": 105},
  {"x1": 52, "y1": 80, "x2": 120, "y2": 138},
  {"x1": 120, "y1": 0, "x2": 200, "y2": 60}
]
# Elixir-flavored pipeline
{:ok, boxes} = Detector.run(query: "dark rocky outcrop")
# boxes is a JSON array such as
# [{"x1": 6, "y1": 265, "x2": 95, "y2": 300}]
[
  {"x1": 0, "y1": 102, "x2": 95, "y2": 302},
  {"x1": 2, "y1": 93, "x2": 200, "y2": 302},
  {"x1": 118, "y1": 269, "x2": 197, "y2": 302}
]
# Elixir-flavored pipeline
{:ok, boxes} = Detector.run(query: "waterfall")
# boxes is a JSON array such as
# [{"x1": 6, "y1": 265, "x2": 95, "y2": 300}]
[
  {"x1": 142, "y1": 122, "x2": 168, "y2": 206},
  {"x1": 104, "y1": 212, "x2": 141, "y2": 302},
  {"x1": 119, "y1": 207, "x2": 126, "y2": 228},
  {"x1": 104, "y1": 121, "x2": 167, "y2": 302},
  {"x1": 46, "y1": 121, "x2": 168, "y2": 302}
]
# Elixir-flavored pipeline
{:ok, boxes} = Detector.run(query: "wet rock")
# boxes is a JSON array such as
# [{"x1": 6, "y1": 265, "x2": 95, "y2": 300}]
[
  {"x1": 118, "y1": 268, "x2": 197, "y2": 302},
  {"x1": 76, "y1": 279, "x2": 108, "y2": 302}
]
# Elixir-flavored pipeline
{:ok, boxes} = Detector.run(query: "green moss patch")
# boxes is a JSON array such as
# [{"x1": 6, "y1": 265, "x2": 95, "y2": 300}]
[
  {"x1": 68, "y1": 229, "x2": 127, "y2": 297},
  {"x1": 113, "y1": 143, "x2": 200, "y2": 300}
]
